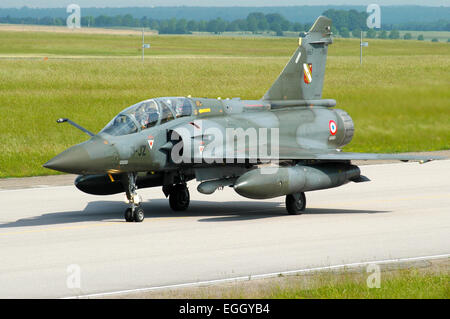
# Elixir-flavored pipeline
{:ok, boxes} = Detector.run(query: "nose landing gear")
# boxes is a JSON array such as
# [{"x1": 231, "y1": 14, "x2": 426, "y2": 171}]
[{"x1": 123, "y1": 173, "x2": 145, "y2": 222}]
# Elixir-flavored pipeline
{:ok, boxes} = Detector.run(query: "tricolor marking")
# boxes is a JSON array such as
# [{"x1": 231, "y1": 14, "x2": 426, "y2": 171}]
[
  {"x1": 329, "y1": 120, "x2": 337, "y2": 135},
  {"x1": 303, "y1": 63, "x2": 312, "y2": 84},
  {"x1": 147, "y1": 136, "x2": 154, "y2": 149}
]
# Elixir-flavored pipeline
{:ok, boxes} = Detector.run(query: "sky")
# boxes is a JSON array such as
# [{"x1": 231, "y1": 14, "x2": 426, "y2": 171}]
[{"x1": 1, "y1": 1, "x2": 449, "y2": 8}]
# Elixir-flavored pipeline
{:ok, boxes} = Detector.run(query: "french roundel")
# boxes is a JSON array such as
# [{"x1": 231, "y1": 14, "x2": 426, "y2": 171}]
[{"x1": 329, "y1": 120, "x2": 337, "y2": 135}]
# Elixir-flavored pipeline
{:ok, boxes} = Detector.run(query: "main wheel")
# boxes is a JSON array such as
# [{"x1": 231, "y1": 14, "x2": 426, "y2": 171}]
[
  {"x1": 169, "y1": 184, "x2": 190, "y2": 211},
  {"x1": 124, "y1": 208, "x2": 134, "y2": 222},
  {"x1": 285, "y1": 192, "x2": 306, "y2": 215},
  {"x1": 134, "y1": 206, "x2": 145, "y2": 222}
]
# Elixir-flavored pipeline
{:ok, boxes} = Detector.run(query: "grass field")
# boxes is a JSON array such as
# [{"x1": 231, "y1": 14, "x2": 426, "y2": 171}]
[
  {"x1": 110, "y1": 259, "x2": 449, "y2": 299},
  {"x1": 0, "y1": 30, "x2": 449, "y2": 177}
]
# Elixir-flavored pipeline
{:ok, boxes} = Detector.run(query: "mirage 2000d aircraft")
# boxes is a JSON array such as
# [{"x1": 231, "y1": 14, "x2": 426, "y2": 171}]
[{"x1": 44, "y1": 16, "x2": 439, "y2": 222}]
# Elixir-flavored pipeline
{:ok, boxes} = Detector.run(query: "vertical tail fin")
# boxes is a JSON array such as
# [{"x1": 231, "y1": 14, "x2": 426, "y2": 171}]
[{"x1": 263, "y1": 16, "x2": 332, "y2": 101}]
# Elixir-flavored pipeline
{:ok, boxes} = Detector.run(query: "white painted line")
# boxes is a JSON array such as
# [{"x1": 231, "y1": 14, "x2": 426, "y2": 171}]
[
  {"x1": 359, "y1": 158, "x2": 449, "y2": 169},
  {"x1": 64, "y1": 253, "x2": 450, "y2": 299},
  {"x1": 0, "y1": 185, "x2": 74, "y2": 193},
  {"x1": 295, "y1": 52, "x2": 302, "y2": 64}
]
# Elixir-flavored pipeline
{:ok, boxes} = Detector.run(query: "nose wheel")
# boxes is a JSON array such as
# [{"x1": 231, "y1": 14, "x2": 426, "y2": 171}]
[
  {"x1": 285, "y1": 192, "x2": 306, "y2": 215},
  {"x1": 123, "y1": 173, "x2": 145, "y2": 222},
  {"x1": 124, "y1": 206, "x2": 144, "y2": 222}
]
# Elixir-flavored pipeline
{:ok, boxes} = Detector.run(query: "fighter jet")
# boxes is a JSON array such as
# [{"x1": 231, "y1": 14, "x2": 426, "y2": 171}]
[{"x1": 44, "y1": 16, "x2": 440, "y2": 222}]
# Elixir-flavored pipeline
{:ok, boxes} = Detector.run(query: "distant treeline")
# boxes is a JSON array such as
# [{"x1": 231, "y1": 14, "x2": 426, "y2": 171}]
[
  {"x1": 0, "y1": 12, "x2": 310, "y2": 35},
  {"x1": 323, "y1": 9, "x2": 449, "y2": 33},
  {"x1": 2, "y1": 5, "x2": 450, "y2": 26},
  {"x1": 1, "y1": 9, "x2": 449, "y2": 34}
]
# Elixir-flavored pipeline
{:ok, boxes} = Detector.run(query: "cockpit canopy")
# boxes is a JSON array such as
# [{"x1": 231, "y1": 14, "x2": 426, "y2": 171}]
[{"x1": 101, "y1": 97, "x2": 193, "y2": 136}]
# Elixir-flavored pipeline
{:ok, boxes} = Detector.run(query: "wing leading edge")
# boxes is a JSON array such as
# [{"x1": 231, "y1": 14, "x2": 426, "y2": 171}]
[{"x1": 195, "y1": 147, "x2": 444, "y2": 163}]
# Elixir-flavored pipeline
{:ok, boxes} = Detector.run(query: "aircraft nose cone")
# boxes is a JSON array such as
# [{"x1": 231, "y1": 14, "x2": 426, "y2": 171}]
[
  {"x1": 43, "y1": 144, "x2": 91, "y2": 174},
  {"x1": 43, "y1": 139, "x2": 118, "y2": 174}
]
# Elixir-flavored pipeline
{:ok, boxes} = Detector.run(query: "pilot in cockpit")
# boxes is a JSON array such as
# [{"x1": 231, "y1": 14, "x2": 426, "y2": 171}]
[
  {"x1": 175, "y1": 99, "x2": 192, "y2": 118},
  {"x1": 136, "y1": 100, "x2": 159, "y2": 129}
]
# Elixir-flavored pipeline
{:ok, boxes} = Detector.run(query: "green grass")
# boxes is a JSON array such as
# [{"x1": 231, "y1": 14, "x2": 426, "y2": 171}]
[
  {"x1": 269, "y1": 269, "x2": 449, "y2": 299},
  {"x1": 0, "y1": 32, "x2": 449, "y2": 178},
  {"x1": 0, "y1": 30, "x2": 295, "y2": 57},
  {"x1": 115, "y1": 263, "x2": 449, "y2": 299}
]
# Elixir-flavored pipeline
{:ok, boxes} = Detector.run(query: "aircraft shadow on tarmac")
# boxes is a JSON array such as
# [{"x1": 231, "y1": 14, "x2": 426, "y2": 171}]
[{"x1": 0, "y1": 199, "x2": 390, "y2": 228}]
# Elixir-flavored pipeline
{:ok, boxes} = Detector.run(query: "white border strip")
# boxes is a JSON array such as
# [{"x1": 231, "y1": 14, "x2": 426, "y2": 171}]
[
  {"x1": 64, "y1": 253, "x2": 450, "y2": 299},
  {"x1": 0, "y1": 185, "x2": 74, "y2": 193}
]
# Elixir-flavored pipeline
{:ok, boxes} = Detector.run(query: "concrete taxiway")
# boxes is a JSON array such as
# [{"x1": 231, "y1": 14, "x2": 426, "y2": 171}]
[{"x1": 0, "y1": 160, "x2": 449, "y2": 298}]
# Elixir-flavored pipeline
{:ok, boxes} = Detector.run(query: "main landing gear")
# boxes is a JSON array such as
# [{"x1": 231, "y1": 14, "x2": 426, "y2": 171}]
[
  {"x1": 122, "y1": 172, "x2": 191, "y2": 222},
  {"x1": 168, "y1": 183, "x2": 190, "y2": 211},
  {"x1": 285, "y1": 192, "x2": 306, "y2": 215},
  {"x1": 123, "y1": 173, "x2": 144, "y2": 223}
]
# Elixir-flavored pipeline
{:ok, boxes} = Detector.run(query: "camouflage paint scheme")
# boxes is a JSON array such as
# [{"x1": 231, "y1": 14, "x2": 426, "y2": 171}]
[{"x1": 44, "y1": 17, "x2": 441, "y2": 221}]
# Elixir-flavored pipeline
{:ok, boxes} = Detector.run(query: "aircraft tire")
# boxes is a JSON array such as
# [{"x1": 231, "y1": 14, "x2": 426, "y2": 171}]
[
  {"x1": 134, "y1": 206, "x2": 145, "y2": 222},
  {"x1": 169, "y1": 184, "x2": 190, "y2": 211},
  {"x1": 124, "y1": 208, "x2": 134, "y2": 222},
  {"x1": 286, "y1": 192, "x2": 306, "y2": 215}
]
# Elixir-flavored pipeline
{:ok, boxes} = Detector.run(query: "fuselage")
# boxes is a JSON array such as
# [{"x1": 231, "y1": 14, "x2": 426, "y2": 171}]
[{"x1": 44, "y1": 96, "x2": 354, "y2": 177}]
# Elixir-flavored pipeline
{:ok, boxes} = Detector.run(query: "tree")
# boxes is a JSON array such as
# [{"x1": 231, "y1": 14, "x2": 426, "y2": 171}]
[
  {"x1": 216, "y1": 18, "x2": 227, "y2": 34},
  {"x1": 366, "y1": 28, "x2": 377, "y2": 38},
  {"x1": 389, "y1": 30, "x2": 400, "y2": 39},
  {"x1": 265, "y1": 13, "x2": 284, "y2": 25},
  {"x1": 268, "y1": 22, "x2": 281, "y2": 36},
  {"x1": 159, "y1": 20, "x2": 169, "y2": 33},
  {"x1": 352, "y1": 28, "x2": 361, "y2": 38},
  {"x1": 246, "y1": 16, "x2": 258, "y2": 33},
  {"x1": 331, "y1": 26, "x2": 339, "y2": 36},
  {"x1": 265, "y1": 13, "x2": 290, "y2": 31},
  {"x1": 348, "y1": 9, "x2": 366, "y2": 31},
  {"x1": 292, "y1": 22, "x2": 303, "y2": 32},
  {"x1": 378, "y1": 30, "x2": 388, "y2": 39},
  {"x1": 150, "y1": 20, "x2": 159, "y2": 31},
  {"x1": 53, "y1": 17, "x2": 64, "y2": 26},
  {"x1": 122, "y1": 14, "x2": 134, "y2": 27},
  {"x1": 280, "y1": 19, "x2": 291, "y2": 31},
  {"x1": 186, "y1": 20, "x2": 198, "y2": 32},
  {"x1": 245, "y1": 12, "x2": 268, "y2": 31},
  {"x1": 167, "y1": 18, "x2": 177, "y2": 34},
  {"x1": 322, "y1": 8, "x2": 367, "y2": 32},
  {"x1": 175, "y1": 19, "x2": 187, "y2": 34},
  {"x1": 206, "y1": 18, "x2": 226, "y2": 34},
  {"x1": 340, "y1": 27, "x2": 350, "y2": 38},
  {"x1": 403, "y1": 33, "x2": 412, "y2": 40},
  {"x1": 236, "y1": 19, "x2": 248, "y2": 31},
  {"x1": 206, "y1": 19, "x2": 219, "y2": 33},
  {"x1": 417, "y1": 34, "x2": 424, "y2": 41},
  {"x1": 431, "y1": 38, "x2": 439, "y2": 42},
  {"x1": 140, "y1": 16, "x2": 149, "y2": 28},
  {"x1": 269, "y1": 22, "x2": 280, "y2": 32},
  {"x1": 197, "y1": 20, "x2": 207, "y2": 32},
  {"x1": 226, "y1": 20, "x2": 239, "y2": 32}
]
